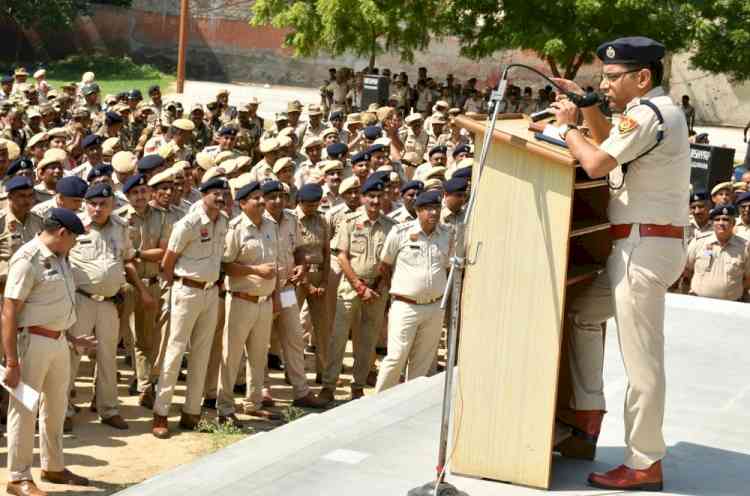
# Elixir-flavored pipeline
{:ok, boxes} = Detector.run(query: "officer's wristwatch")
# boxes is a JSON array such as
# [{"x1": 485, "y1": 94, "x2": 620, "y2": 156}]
[{"x1": 559, "y1": 124, "x2": 579, "y2": 141}]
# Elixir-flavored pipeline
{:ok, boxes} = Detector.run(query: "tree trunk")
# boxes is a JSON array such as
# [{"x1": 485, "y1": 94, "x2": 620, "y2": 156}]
[
  {"x1": 368, "y1": 50, "x2": 376, "y2": 71},
  {"x1": 564, "y1": 54, "x2": 586, "y2": 81},
  {"x1": 546, "y1": 56, "x2": 561, "y2": 78}
]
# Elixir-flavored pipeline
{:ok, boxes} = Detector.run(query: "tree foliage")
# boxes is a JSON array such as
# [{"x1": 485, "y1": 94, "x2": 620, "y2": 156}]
[
  {"x1": 0, "y1": 0, "x2": 91, "y2": 32},
  {"x1": 691, "y1": 0, "x2": 750, "y2": 81},
  {"x1": 250, "y1": 0, "x2": 442, "y2": 68},
  {"x1": 443, "y1": 0, "x2": 697, "y2": 80}
]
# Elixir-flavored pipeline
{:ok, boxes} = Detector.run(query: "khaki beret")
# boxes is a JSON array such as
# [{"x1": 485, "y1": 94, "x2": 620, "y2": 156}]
[
  {"x1": 273, "y1": 157, "x2": 294, "y2": 174},
  {"x1": 320, "y1": 160, "x2": 344, "y2": 174},
  {"x1": 229, "y1": 172, "x2": 255, "y2": 196},
  {"x1": 339, "y1": 176, "x2": 360, "y2": 195},
  {"x1": 321, "y1": 127, "x2": 338, "y2": 138},
  {"x1": 215, "y1": 150, "x2": 236, "y2": 166},
  {"x1": 405, "y1": 113, "x2": 423, "y2": 124},
  {"x1": 102, "y1": 137, "x2": 120, "y2": 155},
  {"x1": 39, "y1": 148, "x2": 68, "y2": 169},
  {"x1": 277, "y1": 135, "x2": 293, "y2": 148},
  {"x1": 278, "y1": 127, "x2": 295, "y2": 138},
  {"x1": 260, "y1": 138, "x2": 281, "y2": 154},
  {"x1": 47, "y1": 127, "x2": 70, "y2": 139},
  {"x1": 158, "y1": 142, "x2": 179, "y2": 160},
  {"x1": 112, "y1": 151, "x2": 137, "y2": 173},
  {"x1": 148, "y1": 169, "x2": 176, "y2": 187},
  {"x1": 172, "y1": 118, "x2": 195, "y2": 131},
  {"x1": 1, "y1": 140, "x2": 21, "y2": 161},
  {"x1": 196, "y1": 151, "x2": 215, "y2": 170},
  {"x1": 711, "y1": 181, "x2": 733, "y2": 196},
  {"x1": 303, "y1": 137, "x2": 323, "y2": 150},
  {"x1": 27, "y1": 132, "x2": 49, "y2": 149},
  {"x1": 308, "y1": 104, "x2": 322, "y2": 116},
  {"x1": 202, "y1": 166, "x2": 227, "y2": 183},
  {"x1": 423, "y1": 178, "x2": 443, "y2": 191},
  {"x1": 287, "y1": 101, "x2": 303, "y2": 113},
  {"x1": 347, "y1": 113, "x2": 362, "y2": 124},
  {"x1": 425, "y1": 165, "x2": 447, "y2": 180}
]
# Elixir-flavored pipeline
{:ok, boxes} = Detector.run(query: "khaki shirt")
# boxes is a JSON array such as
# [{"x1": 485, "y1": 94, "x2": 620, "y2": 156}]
[
  {"x1": 296, "y1": 205, "x2": 328, "y2": 266},
  {"x1": 69, "y1": 213, "x2": 134, "y2": 297},
  {"x1": 388, "y1": 205, "x2": 416, "y2": 224},
  {"x1": 30, "y1": 198, "x2": 62, "y2": 218},
  {"x1": 440, "y1": 205, "x2": 465, "y2": 228},
  {"x1": 223, "y1": 213, "x2": 277, "y2": 295},
  {"x1": 601, "y1": 88, "x2": 690, "y2": 226},
  {"x1": 686, "y1": 218, "x2": 713, "y2": 243},
  {"x1": 33, "y1": 183, "x2": 55, "y2": 204},
  {"x1": 319, "y1": 185, "x2": 343, "y2": 214},
  {"x1": 327, "y1": 81, "x2": 349, "y2": 111},
  {"x1": 167, "y1": 200, "x2": 228, "y2": 283},
  {"x1": 337, "y1": 208, "x2": 396, "y2": 282},
  {"x1": 400, "y1": 128, "x2": 429, "y2": 160},
  {"x1": 115, "y1": 204, "x2": 173, "y2": 279},
  {"x1": 735, "y1": 221, "x2": 750, "y2": 242},
  {"x1": 0, "y1": 210, "x2": 43, "y2": 284},
  {"x1": 686, "y1": 233, "x2": 750, "y2": 301},
  {"x1": 4, "y1": 237, "x2": 77, "y2": 331},
  {"x1": 265, "y1": 209, "x2": 302, "y2": 286},
  {"x1": 381, "y1": 220, "x2": 452, "y2": 302}
]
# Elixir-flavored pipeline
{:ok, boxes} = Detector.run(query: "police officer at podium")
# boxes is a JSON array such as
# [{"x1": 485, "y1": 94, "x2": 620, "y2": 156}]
[{"x1": 551, "y1": 37, "x2": 689, "y2": 491}]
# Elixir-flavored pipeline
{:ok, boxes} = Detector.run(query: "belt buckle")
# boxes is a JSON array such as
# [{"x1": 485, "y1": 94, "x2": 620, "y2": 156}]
[
  {"x1": 204, "y1": 281, "x2": 213, "y2": 290},
  {"x1": 92, "y1": 294, "x2": 105, "y2": 302},
  {"x1": 258, "y1": 295, "x2": 268, "y2": 303}
]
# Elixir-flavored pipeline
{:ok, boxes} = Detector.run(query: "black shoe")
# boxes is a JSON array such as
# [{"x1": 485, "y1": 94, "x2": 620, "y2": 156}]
[
  {"x1": 315, "y1": 373, "x2": 322, "y2": 385},
  {"x1": 233, "y1": 383, "x2": 247, "y2": 394},
  {"x1": 128, "y1": 377, "x2": 138, "y2": 396},
  {"x1": 267, "y1": 353, "x2": 284, "y2": 371},
  {"x1": 202, "y1": 398, "x2": 217, "y2": 410},
  {"x1": 178, "y1": 370, "x2": 187, "y2": 382},
  {"x1": 304, "y1": 344, "x2": 316, "y2": 355},
  {"x1": 375, "y1": 346, "x2": 388, "y2": 356}
]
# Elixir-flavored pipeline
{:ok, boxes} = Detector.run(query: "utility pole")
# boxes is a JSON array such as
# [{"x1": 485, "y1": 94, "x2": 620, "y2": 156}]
[{"x1": 176, "y1": 0, "x2": 189, "y2": 93}]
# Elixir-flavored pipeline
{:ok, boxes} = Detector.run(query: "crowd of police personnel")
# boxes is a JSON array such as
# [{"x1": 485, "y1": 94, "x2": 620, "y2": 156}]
[{"x1": 0, "y1": 51, "x2": 748, "y2": 495}]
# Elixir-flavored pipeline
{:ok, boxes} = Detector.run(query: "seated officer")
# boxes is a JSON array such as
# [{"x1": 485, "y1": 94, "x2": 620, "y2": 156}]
[{"x1": 683, "y1": 204, "x2": 750, "y2": 301}]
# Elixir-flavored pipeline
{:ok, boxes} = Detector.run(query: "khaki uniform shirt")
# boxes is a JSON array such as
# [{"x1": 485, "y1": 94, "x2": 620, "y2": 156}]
[
  {"x1": 327, "y1": 81, "x2": 349, "y2": 112},
  {"x1": 223, "y1": 213, "x2": 277, "y2": 295},
  {"x1": 69, "y1": 213, "x2": 134, "y2": 298},
  {"x1": 30, "y1": 198, "x2": 62, "y2": 218},
  {"x1": 295, "y1": 206, "x2": 328, "y2": 267},
  {"x1": 601, "y1": 88, "x2": 690, "y2": 226},
  {"x1": 440, "y1": 206, "x2": 465, "y2": 229},
  {"x1": 319, "y1": 185, "x2": 343, "y2": 214},
  {"x1": 4, "y1": 237, "x2": 77, "y2": 331},
  {"x1": 381, "y1": 220, "x2": 452, "y2": 302},
  {"x1": 388, "y1": 205, "x2": 416, "y2": 224},
  {"x1": 0, "y1": 210, "x2": 43, "y2": 285},
  {"x1": 33, "y1": 183, "x2": 55, "y2": 204},
  {"x1": 400, "y1": 128, "x2": 429, "y2": 160},
  {"x1": 686, "y1": 218, "x2": 713, "y2": 243},
  {"x1": 167, "y1": 200, "x2": 228, "y2": 283},
  {"x1": 265, "y1": 209, "x2": 303, "y2": 286},
  {"x1": 735, "y1": 221, "x2": 750, "y2": 242},
  {"x1": 337, "y1": 208, "x2": 396, "y2": 282},
  {"x1": 686, "y1": 233, "x2": 750, "y2": 301},
  {"x1": 115, "y1": 204, "x2": 173, "y2": 279}
]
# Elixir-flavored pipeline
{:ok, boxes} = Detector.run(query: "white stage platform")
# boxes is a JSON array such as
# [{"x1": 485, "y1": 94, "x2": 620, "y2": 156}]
[{"x1": 117, "y1": 294, "x2": 750, "y2": 495}]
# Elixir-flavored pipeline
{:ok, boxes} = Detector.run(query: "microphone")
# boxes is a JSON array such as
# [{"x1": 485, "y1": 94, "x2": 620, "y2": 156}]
[
  {"x1": 568, "y1": 91, "x2": 602, "y2": 108},
  {"x1": 530, "y1": 108, "x2": 555, "y2": 122}
]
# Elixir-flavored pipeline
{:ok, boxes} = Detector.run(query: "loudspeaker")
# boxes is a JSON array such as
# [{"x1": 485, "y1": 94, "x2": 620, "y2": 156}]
[
  {"x1": 689, "y1": 144, "x2": 735, "y2": 194},
  {"x1": 361, "y1": 75, "x2": 390, "y2": 109}
]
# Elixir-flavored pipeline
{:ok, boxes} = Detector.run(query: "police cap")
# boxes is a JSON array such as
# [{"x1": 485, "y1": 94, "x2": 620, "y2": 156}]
[
  {"x1": 85, "y1": 183, "x2": 113, "y2": 200},
  {"x1": 414, "y1": 190, "x2": 443, "y2": 208},
  {"x1": 297, "y1": 183, "x2": 323, "y2": 202},
  {"x1": 4, "y1": 176, "x2": 33, "y2": 193},
  {"x1": 235, "y1": 180, "x2": 262, "y2": 201},
  {"x1": 123, "y1": 173, "x2": 148, "y2": 194},
  {"x1": 49, "y1": 208, "x2": 85, "y2": 235},
  {"x1": 596, "y1": 37, "x2": 665, "y2": 65},
  {"x1": 55, "y1": 176, "x2": 88, "y2": 198},
  {"x1": 400, "y1": 179, "x2": 424, "y2": 194}
]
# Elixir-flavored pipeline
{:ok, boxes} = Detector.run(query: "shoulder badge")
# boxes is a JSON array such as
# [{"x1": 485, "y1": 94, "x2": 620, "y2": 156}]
[
  {"x1": 200, "y1": 227, "x2": 209, "y2": 238},
  {"x1": 8, "y1": 220, "x2": 16, "y2": 232},
  {"x1": 618, "y1": 116, "x2": 639, "y2": 135},
  {"x1": 409, "y1": 233, "x2": 419, "y2": 242}
]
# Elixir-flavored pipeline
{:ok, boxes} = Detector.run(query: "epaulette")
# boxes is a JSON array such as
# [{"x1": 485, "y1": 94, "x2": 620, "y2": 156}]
[
  {"x1": 110, "y1": 213, "x2": 127, "y2": 227},
  {"x1": 343, "y1": 211, "x2": 361, "y2": 223},
  {"x1": 695, "y1": 230, "x2": 713, "y2": 241},
  {"x1": 229, "y1": 215, "x2": 243, "y2": 228},
  {"x1": 114, "y1": 204, "x2": 132, "y2": 218}
]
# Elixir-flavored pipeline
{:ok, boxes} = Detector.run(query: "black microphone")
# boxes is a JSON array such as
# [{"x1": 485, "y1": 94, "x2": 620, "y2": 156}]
[{"x1": 568, "y1": 91, "x2": 602, "y2": 108}]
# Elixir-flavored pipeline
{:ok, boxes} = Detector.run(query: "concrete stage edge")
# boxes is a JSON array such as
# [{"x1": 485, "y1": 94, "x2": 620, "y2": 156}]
[{"x1": 117, "y1": 294, "x2": 750, "y2": 495}]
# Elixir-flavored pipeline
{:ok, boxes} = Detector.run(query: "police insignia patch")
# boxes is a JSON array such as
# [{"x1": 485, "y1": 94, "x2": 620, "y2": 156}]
[
  {"x1": 409, "y1": 233, "x2": 419, "y2": 242},
  {"x1": 200, "y1": 227, "x2": 209, "y2": 238},
  {"x1": 606, "y1": 46, "x2": 616, "y2": 59},
  {"x1": 8, "y1": 221, "x2": 16, "y2": 232},
  {"x1": 618, "y1": 116, "x2": 639, "y2": 135}
]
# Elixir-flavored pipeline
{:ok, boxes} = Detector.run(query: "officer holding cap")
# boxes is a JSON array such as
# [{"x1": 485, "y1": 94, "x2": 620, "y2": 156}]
[
  {"x1": 3, "y1": 208, "x2": 90, "y2": 495},
  {"x1": 551, "y1": 37, "x2": 689, "y2": 490},
  {"x1": 375, "y1": 189, "x2": 452, "y2": 392},
  {"x1": 152, "y1": 177, "x2": 229, "y2": 439}
]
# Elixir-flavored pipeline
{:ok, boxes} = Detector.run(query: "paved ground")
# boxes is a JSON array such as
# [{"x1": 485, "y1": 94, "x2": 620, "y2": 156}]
[{"x1": 117, "y1": 293, "x2": 750, "y2": 496}]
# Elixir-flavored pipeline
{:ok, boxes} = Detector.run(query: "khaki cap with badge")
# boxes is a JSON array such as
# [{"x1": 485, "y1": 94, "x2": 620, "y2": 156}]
[
  {"x1": 112, "y1": 151, "x2": 137, "y2": 174},
  {"x1": 278, "y1": 127, "x2": 295, "y2": 139},
  {"x1": 27, "y1": 132, "x2": 49, "y2": 149},
  {"x1": 148, "y1": 169, "x2": 176, "y2": 187},
  {"x1": 339, "y1": 176, "x2": 360, "y2": 195},
  {"x1": 273, "y1": 157, "x2": 294, "y2": 174},
  {"x1": 303, "y1": 137, "x2": 323, "y2": 150},
  {"x1": 277, "y1": 135, "x2": 293, "y2": 149},
  {"x1": 0, "y1": 139, "x2": 21, "y2": 161},
  {"x1": 214, "y1": 150, "x2": 236, "y2": 166},
  {"x1": 39, "y1": 148, "x2": 67, "y2": 169},
  {"x1": 321, "y1": 127, "x2": 338, "y2": 139},
  {"x1": 202, "y1": 165, "x2": 228, "y2": 183},
  {"x1": 195, "y1": 151, "x2": 215, "y2": 170},
  {"x1": 711, "y1": 181, "x2": 733, "y2": 196},
  {"x1": 260, "y1": 137, "x2": 281, "y2": 154},
  {"x1": 102, "y1": 137, "x2": 121, "y2": 156},
  {"x1": 405, "y1": 113, "x2": 423, "y2": 124},
  {"x1": 308, "y1": 104, "x2": 323, "y2": 116},
  {"x1": 319, "y1": 160, "x2": 344, "y2": 174},
  {"x1": 287, "y1": 101, "x2": 303, "y2": 113},
  {"x1": 172, "y1": 118, "x2": 195, "y2": 131}
]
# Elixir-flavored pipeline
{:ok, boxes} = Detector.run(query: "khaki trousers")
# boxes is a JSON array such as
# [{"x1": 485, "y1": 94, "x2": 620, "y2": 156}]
[
  {"x1": 118, "y1": 283, "x2": 135, "y2": 357},
  {"x1": 204, "y1": 294, "x2": 226, "y2": 400},
  {"x1": 217, "y1": 296, "x2": 273, "y2": 415},
  {"x1": 153, "y1": 282, "x2": 172, "y2": 378},
  {"x1": 323, "y1": 283, "x2": 387, "y2": 389},
  {"x1": 68, "y1": 294, "x2": 120, "y2": 420},
  {"x1": 296, "y1": 271, "x2": 329, "y2": 374},
  {"x1": 325, "y1": 261, "x2": 343, "y2": 338},
  {"x1": 568, "y1": 230, "x2": 685, "y2": 469},
  {"x1": 375, "y1": 299, "x2": 443, "y2": 393},
  {"x1": 8, "y1": 332, "x2": 69, "y2": 481},
  {"x1": 132, "y1": 282, "x2": 162, "y2": 391},
  {"x1": 154, "y1": 282, "x2": 219, "y2": 417},
  {"x1": 266, "y1": 297, "x2": 311, "y2": 399}
]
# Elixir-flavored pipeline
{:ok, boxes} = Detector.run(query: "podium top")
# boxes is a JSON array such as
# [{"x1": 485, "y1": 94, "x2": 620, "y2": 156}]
[{"x1": 456, "y1": 115, "x2": 578, "y2": 167}]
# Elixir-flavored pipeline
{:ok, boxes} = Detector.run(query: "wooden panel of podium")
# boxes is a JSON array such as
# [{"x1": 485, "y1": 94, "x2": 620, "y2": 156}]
[{"x1": 450, "y1": 116, "x2": 611, "y2": 489}]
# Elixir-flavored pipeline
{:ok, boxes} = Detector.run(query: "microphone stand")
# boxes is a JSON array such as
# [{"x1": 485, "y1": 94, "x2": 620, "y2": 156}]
[{"x1": 407, "y1": 65, "x2": 509, "y2": 496}]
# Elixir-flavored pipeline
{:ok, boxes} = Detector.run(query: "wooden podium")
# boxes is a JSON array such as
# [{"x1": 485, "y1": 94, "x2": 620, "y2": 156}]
[{"x1": 450, "y1": 116, "x2": 611, "y2": 489}]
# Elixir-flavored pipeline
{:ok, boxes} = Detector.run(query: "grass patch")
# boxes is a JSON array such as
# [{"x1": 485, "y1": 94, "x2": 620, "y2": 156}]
[
  {"x1": 196, "y1": 418, "x2": 253, "y2": 452},
  {"x1": 43, "y1": 55, "x2": 174, "y2": 97},
  {"x1": 282, "y1": 405, "x2": 307, "y2": 423}
]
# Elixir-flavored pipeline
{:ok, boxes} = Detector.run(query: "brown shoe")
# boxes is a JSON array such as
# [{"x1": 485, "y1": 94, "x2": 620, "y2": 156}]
[
  {"x1": 366, "y1": 370, "x2": 378, "y2": 387},
  {"x1": 218, "y1": 413, "x2": 242, "y2": 427},
  {"x1": 556, "y1": 409, "x2": 605, "y2": 460},
  {"x1": 588, "y1": 461, "x2": 663, "y2": 491},
  {"x1": 317, "y1": 387, "x2": 335, "y2": 404},
  {"x1": 40, "y1": 468, "x2": 89, "y2": 486},
  {"x1": 261, "y1": 388, "x2": 275, "y2": 407},
  {"x1": 350, "y1": 386, "x2": 364, "y2": 400},
  {"x1": 101, "y1": 414, "x2": 129, "y2": 430},
  {"x1": 6, "y1": 480, "x2": 46, "y2": 496},
  {"x1": 63, "y1": 417, "x2": 73, "y2": 434},
  {"x1": 152, "y1": 414, "x2": 170, "y2": 439},
  {"x1": 246, "y1": 408, "x2": 280, "y2": 420},
  {"x1": 138, "y1": 387, "x2": 155, "y2": 409},
  {"x1": 89, "y1": 393, "x2": 97, "y2": 413},
  {"x1": 179, "y1": 411, "x2": 202, "y2": 431},
  {"x1": 292, "y1": 391, "x2": 329, "y2": 409}
]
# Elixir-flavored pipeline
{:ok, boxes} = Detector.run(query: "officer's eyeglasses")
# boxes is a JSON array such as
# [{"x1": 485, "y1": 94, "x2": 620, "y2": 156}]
[{"x1": 600, "y1": 69, "x2": 642, "y2": 83}]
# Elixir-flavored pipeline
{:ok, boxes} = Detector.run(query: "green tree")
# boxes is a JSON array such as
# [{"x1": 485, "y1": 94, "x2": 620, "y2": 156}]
[
  {"x1": 691, "y1": 0, "x2": 750, "y2": 81},
  {"x1": 250, "y1": 0, "x2": 442, "y2": 69},
  {"x1": 444, "y1": 0, "x2": 697, "y2": 80}
]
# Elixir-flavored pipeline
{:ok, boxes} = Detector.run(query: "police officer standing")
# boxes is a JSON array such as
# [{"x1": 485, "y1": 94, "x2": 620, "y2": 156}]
[
  {"x1": 551, "y1": 37, "x2": 689, "y2": 490},
  {"x1": 3, "y1": 209, "x2": 90, "y2": 496}
]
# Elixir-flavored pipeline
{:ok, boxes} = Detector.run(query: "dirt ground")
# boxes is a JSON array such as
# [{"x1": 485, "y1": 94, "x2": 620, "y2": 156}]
[{"x1": 0, "y1": 345, "x2": 383, "y2": 495}]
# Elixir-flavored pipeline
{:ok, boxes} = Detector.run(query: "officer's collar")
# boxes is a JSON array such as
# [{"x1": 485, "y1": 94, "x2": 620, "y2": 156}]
[
  {"x1": 625, "y1": 87, "x2": 665, "y2": 112},
  {"x1": 36, "y1": 236, "x2": 56, "y2": 260}
]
